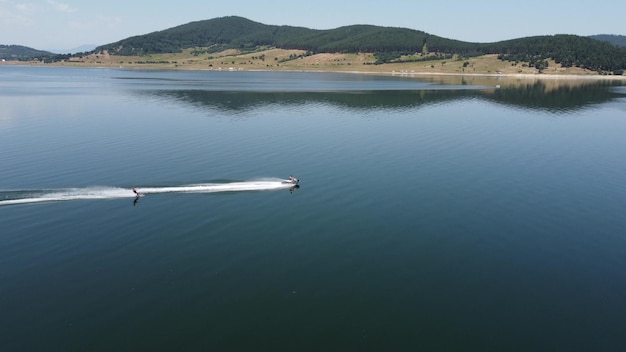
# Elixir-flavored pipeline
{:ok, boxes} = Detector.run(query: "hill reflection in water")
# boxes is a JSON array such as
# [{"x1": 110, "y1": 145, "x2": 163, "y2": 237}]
[{"x1": 138, "y1": 78, "x2": 625, "y2": 115}]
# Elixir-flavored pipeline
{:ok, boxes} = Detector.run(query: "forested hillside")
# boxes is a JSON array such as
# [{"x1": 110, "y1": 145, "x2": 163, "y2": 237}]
[
  {"x1": 97, "y1": 17, "x2": 447, "y2": 55},
  {"x1": 0, "y1": 45, "x2": 52, "y2": 60},
  {"x1": 5, "y1": 16, "x2": 625, "y2": 74},
  {"x1": 493, "y1": 35, "x2": 626, "y2": 73},
  {"x1": 95, "y1": 16, "x2": 626, "y2": 74}
]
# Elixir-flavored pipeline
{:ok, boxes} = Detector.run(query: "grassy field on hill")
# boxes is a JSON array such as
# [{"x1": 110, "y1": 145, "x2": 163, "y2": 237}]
[{"x1": 16, "y1": 47, "x2": 613, "y2": 77}]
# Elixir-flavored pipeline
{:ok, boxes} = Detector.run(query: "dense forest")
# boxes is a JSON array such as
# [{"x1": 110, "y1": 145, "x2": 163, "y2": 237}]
[
  {"x1": 97, "y1": 17, "x2": 478, "y2": 56},
  {"x1": 494, "y1": 35, "x2": 626, "y2": 74}
]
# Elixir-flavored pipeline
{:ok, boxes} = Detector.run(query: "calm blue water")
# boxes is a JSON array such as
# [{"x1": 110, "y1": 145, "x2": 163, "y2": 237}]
[{"x1": 2, "y1": 66, "x2": 626, "y2": 351}]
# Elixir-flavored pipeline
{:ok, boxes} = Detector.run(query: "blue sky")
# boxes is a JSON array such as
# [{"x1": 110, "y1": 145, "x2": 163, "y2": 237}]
[{"x1": 1, "y1": 0, "x2": 624, "y2": 52}]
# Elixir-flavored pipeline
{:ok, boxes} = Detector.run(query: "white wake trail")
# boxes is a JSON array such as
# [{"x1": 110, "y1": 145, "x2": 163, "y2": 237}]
[
  {"x1": 0, "y1": 180, "x2": 297, "y2": 206},
  {"x1": 0, "y1": 187, "x2": 135, "y2": 205},
  {"x1": 139, "y1": 181, "x2": 294, "y2": 194}
]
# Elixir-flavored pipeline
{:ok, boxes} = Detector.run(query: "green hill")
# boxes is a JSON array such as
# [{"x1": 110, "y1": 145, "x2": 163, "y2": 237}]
[
  {"x1": 0, "y1": 45, "x2": 53, "y2": 60},
  {"x1": 95, "y1": 16, "x2": 626, "y2": 74},
  {"x1": 6, "y1": 16, "x2": 624, "y2": 74},
  {"x1": 98, "y1": 16, "x2": 475, "y2": 56}
]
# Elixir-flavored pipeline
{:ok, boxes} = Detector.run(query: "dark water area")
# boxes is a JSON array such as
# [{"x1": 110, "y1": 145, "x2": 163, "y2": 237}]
[{"x1": 1, "y1": 66, "x2": 626, "y2": 351}]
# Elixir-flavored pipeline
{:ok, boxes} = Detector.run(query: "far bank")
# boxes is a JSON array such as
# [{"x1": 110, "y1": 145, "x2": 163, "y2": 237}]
[{"x1": 3, "y1": 49, "x2": 625, "y2": 87}]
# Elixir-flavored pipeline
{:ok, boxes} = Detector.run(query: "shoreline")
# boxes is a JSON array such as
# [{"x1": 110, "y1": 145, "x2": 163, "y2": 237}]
[
  {"x1": 3, "y1": 60, "x2": 626, "y2": 82},
  {"x1": 3, "y1": 49, "x2": 624, "y2": 81}
]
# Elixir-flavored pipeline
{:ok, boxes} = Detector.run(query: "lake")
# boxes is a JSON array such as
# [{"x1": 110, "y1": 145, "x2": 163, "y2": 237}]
[{"x1": 1, "y1": 66, "x2": 626, "y2": 351}]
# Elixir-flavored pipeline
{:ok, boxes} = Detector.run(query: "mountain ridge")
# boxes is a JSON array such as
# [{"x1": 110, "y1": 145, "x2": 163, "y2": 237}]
[
  {"x1": 93, "y1": 16, "x2": 626, "y2": 73},
  {"x1": 589, "y1": 34, "x2": 626, "y2": 47},
  {"x1": 0, "y1": 44, "x2": 53, "y2": 60},
  {"x1": 3, "y1": 17, "x2": 626, "y2": 74}
]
